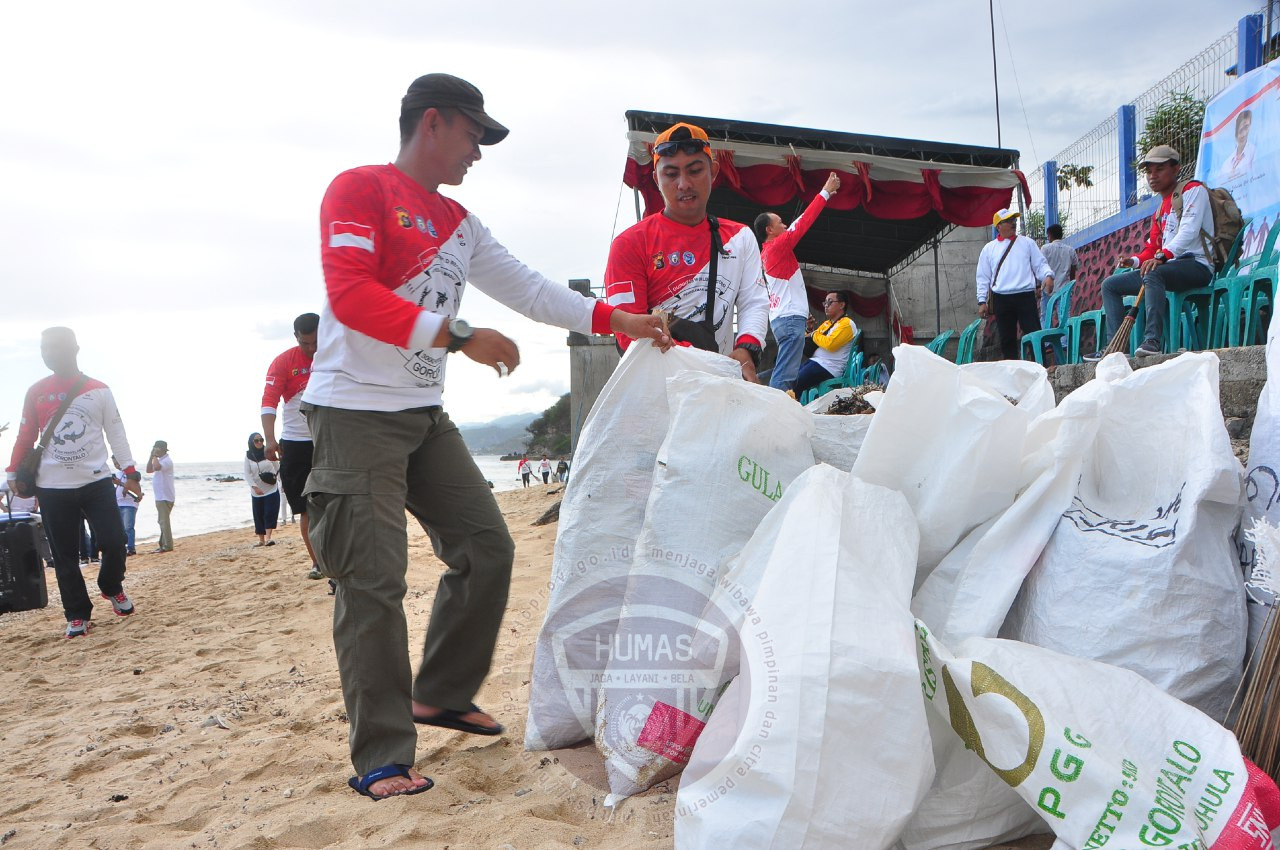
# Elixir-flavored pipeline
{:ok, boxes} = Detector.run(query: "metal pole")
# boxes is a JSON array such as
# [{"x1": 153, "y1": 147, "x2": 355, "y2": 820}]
[
  {"x1": 633, "y1": 187, "x2": 642, "y2": 222},
  {"x1": 989, "y1": 0, "x2": 1002, "y2": 148},
  {"x1": 933, "y1": 237, "x2": 942, "y2": 337}
]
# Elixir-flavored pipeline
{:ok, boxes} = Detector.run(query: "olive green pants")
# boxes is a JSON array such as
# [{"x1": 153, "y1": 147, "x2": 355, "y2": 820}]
[{"x1": 303, "y1": 403, "x2": 514, "y2": 774}]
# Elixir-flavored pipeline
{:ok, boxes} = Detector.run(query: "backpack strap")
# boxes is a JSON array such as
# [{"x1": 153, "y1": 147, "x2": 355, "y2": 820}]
[{"x1": 1169, "y1": 179, "x2": 1215, "y2": 264}]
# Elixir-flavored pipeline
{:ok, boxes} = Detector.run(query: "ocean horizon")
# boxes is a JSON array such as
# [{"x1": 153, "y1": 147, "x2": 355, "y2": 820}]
[{"x1": 114, "y1": 455, "x2": 534, "y2": 546}]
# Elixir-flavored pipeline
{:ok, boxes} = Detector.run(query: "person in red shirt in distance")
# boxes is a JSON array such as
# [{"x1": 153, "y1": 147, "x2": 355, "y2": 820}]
[{"x1": 260, "y1": 312, "x2": 321, "y2": 582}]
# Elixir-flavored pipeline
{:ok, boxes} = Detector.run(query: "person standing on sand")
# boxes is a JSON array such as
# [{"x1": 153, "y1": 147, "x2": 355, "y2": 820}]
[
  {"x1": 518, "y1": 456, "x2": 532, "y2": 488},
  {"x1": 244, "y1": 433, "x2": 280, "y2": 547},
  {"x1": 260, "y1": 312, "x2": 322, "y2": 580},
  {"x1": 146, "y1": 440, "x2": 175, "y2": 552},
  {"x1": 538, "y1": 454, "x2": 551, "y2": 484},
  {"x1": 6, "y1": 327, "x2": 141, "y2": 638},
  {"x1": 300, "y1": 72, "x2": 671, "y2": 801}
]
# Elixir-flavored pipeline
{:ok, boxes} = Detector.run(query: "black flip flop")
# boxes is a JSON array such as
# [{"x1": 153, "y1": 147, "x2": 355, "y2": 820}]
[
  {"x1": 348, "y1": 763, "x2": 434, "y2": 801},
  {"x1": 414, "y1": 703, "x2": 504, "y2": 736}
]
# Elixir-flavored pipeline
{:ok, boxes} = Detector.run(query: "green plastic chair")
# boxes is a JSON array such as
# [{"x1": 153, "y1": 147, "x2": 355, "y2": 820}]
[
  {"x1": 956, "y1": 318, "x2": 983, "y2": 365},
  {"x1": 1204, "y1": 221, "x2": 1258, "y2": 349},
  {"x1": 800, "y1": 350, "x2": 865, "y2": 405},
  {"x1": 1020, "y1": 280, "x2": 1076, "y2": 365},
  {"x1": 1243, "y1": 221, "x2": 1280, "y2": 346},
  {"x1": 926, "y1": 330, "x2": 955, "y2": 358},
  {"x1": 1065, "y1": 308, "x2": 1104, "y2": 363}
]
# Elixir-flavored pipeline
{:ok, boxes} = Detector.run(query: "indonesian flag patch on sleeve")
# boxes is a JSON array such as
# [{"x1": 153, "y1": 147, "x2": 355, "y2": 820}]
[
  {"x1": 329, "y1": 221, "x2": 375, "y2": 252},
  {"x1": 605, "y1": 280, "x2": 635, "y2": 306}
]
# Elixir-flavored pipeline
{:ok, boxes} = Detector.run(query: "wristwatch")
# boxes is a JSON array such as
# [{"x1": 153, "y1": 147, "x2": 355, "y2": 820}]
[
  {"x1": 446, "y1": 318, "x2": 474, "y2": 353},
  {"x1": 734, "y1": 341, "x2": 763, "y2": 367}
]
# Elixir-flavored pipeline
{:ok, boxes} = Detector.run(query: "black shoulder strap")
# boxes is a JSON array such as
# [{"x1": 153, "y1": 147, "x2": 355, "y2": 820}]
[
  {"x1": 37, "y1": 376, "x2": 89, "y2": 450},
  {"x1": 704, "y1": 215, "x2": 723, "y2": 333},
  {"x1": 991, "y1": 238, "x2": 1017, "y2": 292}
]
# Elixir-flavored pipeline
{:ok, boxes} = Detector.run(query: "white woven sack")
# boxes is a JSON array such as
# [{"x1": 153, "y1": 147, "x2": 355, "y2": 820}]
[
  {"x1": 595, "y1": 372, "x2": 815, "y2": 802},
  {"x1": 676, "y1": 468, "x2": 932, "y2": 850},
  {"x1": 525, "y1": 341, "x2": 740, "y2": 750},
  {"x1": 915, "y1": 621, "x2": 1280, "y2": 850},
  {"x1": 1002, "y1": 352, "x2": 1246, "y2": 723}
]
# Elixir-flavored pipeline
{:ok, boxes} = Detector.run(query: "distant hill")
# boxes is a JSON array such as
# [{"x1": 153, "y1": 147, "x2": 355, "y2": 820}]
[{"x1": 457, "y1": 412, "x2": 537, "y2": 455}]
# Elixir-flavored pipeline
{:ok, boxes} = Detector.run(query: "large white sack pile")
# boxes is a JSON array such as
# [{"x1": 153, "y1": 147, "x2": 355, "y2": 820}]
[{"x1": 525, "y1": 341, "x2": 1275, "y2": 849}]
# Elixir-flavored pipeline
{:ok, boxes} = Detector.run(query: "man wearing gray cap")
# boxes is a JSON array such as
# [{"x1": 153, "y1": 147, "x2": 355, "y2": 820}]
[
  {"x1": 301, "y1": 73, "x2": 670, "y2": 801},
  {"x1": 1087, "y1": 145, "x2": 1214, "y2": 359}
]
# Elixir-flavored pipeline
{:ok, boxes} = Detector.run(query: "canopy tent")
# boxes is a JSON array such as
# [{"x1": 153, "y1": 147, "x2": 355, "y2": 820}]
[
  {"x1": 621, "y1": 110, "x2": 1027, "y2": 345},
  {"x1": 623, "y1": 110, "x2": 1026, "y2": 272}
]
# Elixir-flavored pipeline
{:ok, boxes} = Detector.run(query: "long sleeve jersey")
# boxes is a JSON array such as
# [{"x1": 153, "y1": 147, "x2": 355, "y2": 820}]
[
  {"x1": 7, "y1": 374, "x2": 136, "y2": 489},
  {"x1": 1132, "y1": 183, "x2": 1214, "y2": 270},
  {"x1": 604, "y1": 213, "x2": 768, "y2": 355},
  {"x1": 303, "y1": 164, "x2": 615, "y2": 412},
  {"x1": 244, "y1": 456, "x2": 279, "y2": 496},
  {"x1": 261, "y1": 346, "x2": 313, "y2": 441},
  {"x1": 810, "y1": 316, "x2": 858, "y2": 377},
  {"x1": 763, "y1": 190, "x2": 831, "y2": 321},
  {"x1": 976, "y1": 235, "x2": 1055, "y2": 302}
]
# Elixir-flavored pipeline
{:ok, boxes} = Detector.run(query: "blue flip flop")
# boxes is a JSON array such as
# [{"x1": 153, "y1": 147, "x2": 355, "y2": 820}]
[
  {"x1": 413, "y1": 703, "x2": 504, "y2": 736},
  {"x1": 348, "y1": 764, "x2": 434, "y2": 801}
]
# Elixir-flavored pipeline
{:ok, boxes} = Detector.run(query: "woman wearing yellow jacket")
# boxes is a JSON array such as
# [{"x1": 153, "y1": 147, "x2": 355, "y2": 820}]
[{"x1": 793, "y1": 290, "x2": 858, "y2": 399}]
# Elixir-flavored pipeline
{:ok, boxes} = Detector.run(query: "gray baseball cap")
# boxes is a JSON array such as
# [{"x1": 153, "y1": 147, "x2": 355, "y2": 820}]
[
  {"x1": 1139, "y1": 145, "x2": 1180, "y2": 166},
  {"x1": 401, "y1": 73, "x2": 509, "y2": 145}
]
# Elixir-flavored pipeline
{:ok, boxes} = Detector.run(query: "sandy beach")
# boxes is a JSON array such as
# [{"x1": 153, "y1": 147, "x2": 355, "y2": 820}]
[{"x1": 1, "y1": 487, "x2": 679, "y2": 850}]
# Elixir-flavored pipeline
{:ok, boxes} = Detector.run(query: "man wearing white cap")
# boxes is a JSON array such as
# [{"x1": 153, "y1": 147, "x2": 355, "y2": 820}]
[
  {"x1": 1086, "y1": 145, "x2": 1214, "y2": 359},
  {"x1": 975, "y1": 208, "x2": 1054, "y2": 360}
]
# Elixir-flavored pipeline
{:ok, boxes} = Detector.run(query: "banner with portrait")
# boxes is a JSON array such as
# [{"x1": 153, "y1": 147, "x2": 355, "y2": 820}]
[{"x1": 1196, "y1": 61, "x2": 1280, "y2": 261}]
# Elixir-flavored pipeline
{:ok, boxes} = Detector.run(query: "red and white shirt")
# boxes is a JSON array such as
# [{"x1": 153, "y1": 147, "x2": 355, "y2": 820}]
[
  {"x1": 304, "y1": 164, "x2": 615, "y2": 412},
  {"x1": 1133, "y1": 182, "x2": 1214, "y2": 270},
  {"x1": 604, "y1": 213, "x2": 768, "y2": 355},
  {"x1": 261, "y1": 346, "x2": 313, "y2": 441},
  {"x1": 763, "y1": 190, "x2": 831, "y2": 321},
  {"x1": 6, "y1": 374, "x2": 137, "y2": 490}
]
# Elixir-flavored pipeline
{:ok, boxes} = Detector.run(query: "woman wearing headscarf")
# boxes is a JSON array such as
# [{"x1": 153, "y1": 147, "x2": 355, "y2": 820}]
[{"x1": 244, "y1": 432, "x2": 280, "y2": 546}]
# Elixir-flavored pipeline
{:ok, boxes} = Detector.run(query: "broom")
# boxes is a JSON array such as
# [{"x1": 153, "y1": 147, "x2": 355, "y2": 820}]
[
  {"x1": 1230, "y1": 521, "x2": 1280, "y2": 778},
  {"x1": 1101, "y1": 284, "x2": 1144, "y2": 356}
]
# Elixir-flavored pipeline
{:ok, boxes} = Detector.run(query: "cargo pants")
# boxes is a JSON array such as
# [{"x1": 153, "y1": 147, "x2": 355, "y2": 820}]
[{"x1": 302, "y1": 403, "x2": 514, "y2": 775}]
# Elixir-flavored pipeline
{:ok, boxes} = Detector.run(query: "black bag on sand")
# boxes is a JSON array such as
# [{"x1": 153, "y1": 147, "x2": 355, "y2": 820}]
[{"x1": 0, "y1": 516, "x2": 48, "y2": 614}]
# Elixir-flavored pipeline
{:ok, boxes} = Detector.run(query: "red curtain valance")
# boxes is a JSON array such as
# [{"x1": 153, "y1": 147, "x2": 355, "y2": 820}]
[{"x1": 624, "y1": 159, "x2": 1024, "y2": 229}]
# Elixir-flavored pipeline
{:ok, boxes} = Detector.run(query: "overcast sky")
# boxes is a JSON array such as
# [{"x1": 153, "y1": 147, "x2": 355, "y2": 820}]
[{"x1": 0, "y1": 0, "x2": 1264, "y2": 464}]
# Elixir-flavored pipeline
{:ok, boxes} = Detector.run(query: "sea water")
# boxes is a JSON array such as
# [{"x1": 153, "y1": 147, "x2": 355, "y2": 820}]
[{"x1": 125, "y1": 455, "x2": 531, "y2": 546}]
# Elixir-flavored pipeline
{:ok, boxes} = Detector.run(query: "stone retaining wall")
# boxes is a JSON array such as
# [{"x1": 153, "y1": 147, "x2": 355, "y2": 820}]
[{"x1": 1047, "y1": 345, "x2": 1268, "y2": 440}]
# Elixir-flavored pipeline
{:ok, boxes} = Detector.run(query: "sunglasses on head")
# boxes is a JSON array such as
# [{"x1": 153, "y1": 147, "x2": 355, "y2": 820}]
[{"x1": 654, "y1": 139, "x2": 709, "y2": 158}]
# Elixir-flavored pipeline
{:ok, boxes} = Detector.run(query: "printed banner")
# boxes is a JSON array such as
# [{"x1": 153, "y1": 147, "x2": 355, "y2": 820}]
[{"x1": 1197, "y1": 62, "x2": 1280, "y2": 260}]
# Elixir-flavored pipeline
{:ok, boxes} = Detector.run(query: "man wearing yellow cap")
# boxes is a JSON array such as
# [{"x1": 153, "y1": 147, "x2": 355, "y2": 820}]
[
  {"x1": 604, "y1": 122, "x2": 769, "y2": 380},
  {"x1": 975, "y1": 208, "x2": 1054, "y2": 360}
]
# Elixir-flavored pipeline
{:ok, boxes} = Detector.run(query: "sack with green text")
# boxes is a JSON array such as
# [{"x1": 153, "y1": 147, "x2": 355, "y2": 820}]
[
  {"x1": 595, "y1": 371, "x2": 815, "y2": 803},
  {"x1": 676, "y1": 468, "x2": 933, "y2": 850},
  {"x1": 526, "y1": 341, "x2": 742, "y2": 751},
  {"x1": 914, "y1": 620, "x2": 1280, "y2": 850}
]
